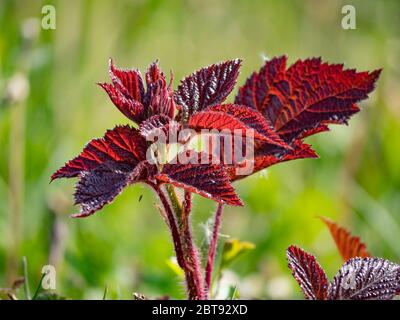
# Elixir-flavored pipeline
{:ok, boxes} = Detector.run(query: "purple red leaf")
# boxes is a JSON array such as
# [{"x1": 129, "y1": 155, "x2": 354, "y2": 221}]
[
  {"x1": 229, "y1": 140, "x2": 318, "y2": 181},
  {"x1": 109, "y1": 58, "x2": 145, "y2": 102},
  {"x1": 235, "y1": 56, "x2": 381, "y2": 141},
  {"x1": 73, "y1": 162, "x2": 137, "y2": 218},
  {"x1": 286, "y1": 245, "x2": 329, "y2": 300},
  {"x1": 188, "y1": 104, "x2": 290, "y2": 148},
  {"x1": 328, "y1": 257, "x2": 400, "y2": 300},
  {"x1": 73, "y1": 160, "x2": 156, "y2": 218},
  {"x1": 156, "y1": 152, "x2": 243, "y2": 206},
  {"x1": 146, "y1": 78, "x2": 176, "y2": 119},
  {"x1": 51, "y1": 126, "x2": 147, "y2": 180},
  {"x1": 145, "y1": 60, "x2": 166, "y2": 87},
  {"x1": 99, "y1": 83, "x2": 146, "y2": 124},
  {"x1": 175, "y1": 59, "x2": 242, "y2": 118}
]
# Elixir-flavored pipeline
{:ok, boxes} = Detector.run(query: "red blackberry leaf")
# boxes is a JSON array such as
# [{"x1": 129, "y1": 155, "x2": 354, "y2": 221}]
[
  {"x1": 328, "y1": 257, "x2": 400, "y2": 300},
  {"x1": 146, "y1": 60, "x2": 166, "y2": 87},
  {"x1": 109, "y1": 58, "x2": 145, "y2": 102},
  {"x1": 146, "y1": 77, "x2": 176, "y2": 119},
  {"x1": 286, "y1": 245, "x2": 329, "y2": 300},
  {"x1": 320, "y1": 216, "x2": 370, "y2": 261},
  {"x1": 235, "y1": 56, "x2": 381, "y2": 141},
  {"x1": 51, "y1": 126, "x2": 147, "y2": 180},
  {"x1": 142, "y1": 61, "x2": 176, "y2": 118},
  {"x1": 98, "y1": 83, "x2": 146, "y2": 123},
  {"x1": 188, "y1": 104, "x2": 290, "y2": 148},
  {"x1": 73, "y1": 162, "x2": 134, "y2": 218},
  {"x1": 156, "y1": 152, "x2": 243, "y2": 206},
  {"x1": 73, "y1": 161, "x2": 155, "y2": 218},
  {"x1": 298, "y1": 124, "x2": 330, "y2": 139},
  {"x1": 229, "y1": 140, "x2": 318, "y2": 181},
  {"x1": 175, "y1": 59, "x2": 242, "y2": 118}
]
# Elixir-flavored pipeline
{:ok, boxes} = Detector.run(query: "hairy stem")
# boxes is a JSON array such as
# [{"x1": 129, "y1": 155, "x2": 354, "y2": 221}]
[
  {"x1": 179, "y1": 191, "x2": 204, "y2": 299},
  {"x1": 154, "y1": 185, "x2": 204, "y2": 299},
  {"x1": 205, "y1": 203, "x2": 224, "y2": 297},
  {"x1": 166, "y1": 184, "x2": 183, "y2": 224},
  {"x1": 153, "y1": 185, "x2": 186, "y2": 269}
]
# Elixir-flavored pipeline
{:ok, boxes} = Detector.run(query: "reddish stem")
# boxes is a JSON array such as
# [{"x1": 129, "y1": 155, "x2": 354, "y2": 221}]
[
  {"x1": 180, "y1": 191, "x2": 204, "y2": 299},
  {"x1": 153, "y1": 185, "x2": 186, "y2": 270},
  {"x1": 183, "y1": 190, "x2": 192, "y2": 216},
  {"x1": 205, "y1": 203, "x2": 224, "y2": 297},
  {"x1": 154, "y1": 185, "x2": 204, "y2": 300}
]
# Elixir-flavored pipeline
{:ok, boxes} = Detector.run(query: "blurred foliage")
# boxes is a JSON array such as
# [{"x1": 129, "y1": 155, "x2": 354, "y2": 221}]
[
  {"x1": 221, "y1": 239, "x2": 255, "y2": 270},
  {"x1": 0, "y1": 0, "x2": 399, "y2": 299}
]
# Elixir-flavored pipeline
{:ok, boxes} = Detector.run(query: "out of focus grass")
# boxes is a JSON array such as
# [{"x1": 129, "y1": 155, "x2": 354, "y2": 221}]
[{"x1": 0, "y1": 0, "x2": 399, "y2": 299}]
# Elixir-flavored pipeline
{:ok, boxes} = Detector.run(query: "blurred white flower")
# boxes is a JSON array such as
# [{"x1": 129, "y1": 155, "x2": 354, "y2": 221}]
[
  {"x1": 265, "y1": 276, "x2": 292, "y2": 299},
  {"x1": 5, "y1": 73, "x2": 30, "y2": 104},
  {"x1": 213, "y1": 270, "x2": 239, "y2": 299},
  {"x1": 22, "y1": 18, "x2": 40, "y2": 41}
]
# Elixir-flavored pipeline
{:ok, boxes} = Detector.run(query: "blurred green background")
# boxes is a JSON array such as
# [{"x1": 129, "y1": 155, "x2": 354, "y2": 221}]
[{"x1": 1, "y1": 0, "x2": 399, "y2": 299}]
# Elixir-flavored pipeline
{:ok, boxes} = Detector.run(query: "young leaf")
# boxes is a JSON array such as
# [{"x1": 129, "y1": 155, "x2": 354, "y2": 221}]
[
  {"x1": 109, "y1": 58, "x2": 145, "y2": 102},
  {"x1": 145, "y1": 60, "x2": 166, "y2": 87},
  {"x1": 145, "y1": 73, "x2": 176, "y2": 119},
  {"x1": 328, "y1": 257, "x2": 400, "y2": 300},
  {"x1": 99, "y1": 83, "x2": 146, "y2": 124},
  {"x1": 286, "y1": 245, "x2": 329, "y2": 300},
  {"x1": 235, "y1": 56, "x2": 381, "y2": 141},
  {"x1": 51, "y1": 126, "x2": 147, "y2": 180},
  {"x1": 320, "y1": 216, "x2": 370, "y2": 261},
  {"x1": 156, "y1": 152, "x2": 243, "y2": 206},
  {"x1": 98, "y1": 59, "x2": 146, "y2": 123},
  {"x1": 175, "y1": 59, "x2": 242, "y2": 118},
  {"x1": 100, "y1": 59, "x2": 177, "y2": 123}
]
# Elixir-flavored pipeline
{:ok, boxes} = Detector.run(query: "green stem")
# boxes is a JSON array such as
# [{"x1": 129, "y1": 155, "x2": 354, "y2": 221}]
[
  {"x1": 32, "y1": 273, "x2": 46, "y2": 300},
  {"x1": 22, "y1": 256, "x2": 31, "y2": 300}
]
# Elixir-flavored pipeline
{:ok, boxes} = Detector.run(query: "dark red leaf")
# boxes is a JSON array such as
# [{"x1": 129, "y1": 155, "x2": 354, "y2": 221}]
[
  {"x1": 328, "y1": 257, "x2": 400, "y2": 300},
  {"x1": 320, "y1": 216, "x2": 370, "y2": 261},
  {"x1": 229, "y1": 140, "x2": 318, "y2": 181},
  {"x1": 156, "y1": 152, "x2": 243, "y2": 206},
  {"x1": 98, "y1": 83, "x2": 146, "y2": 123},
  {"x1": 51, "y1": 126, "x2": 147, "y2": 180},
  {"x1": 98, "y1": 59, "x2": 147, "y2": 124},
  {"x1": 286, "y1": 245, "x2": 329, "y2": 300},
  {"x1": 188, "y1": 104, "x2": 290, "y2": 148},
  {"x1": 73, "y1": 163, "x2": 135, "y2": 218},
  {"x1": 73, "y1": 161, "x2": 155, "y2": 218},
  {"x1": 146, "y1": 78, "x2": 176, "y2": 119},
  {"x1": 100, "y1": 59, "x2": 177, "y2": 123},
  {"x1": 175, "y1": 59, "x2": 242, "y2": 118},
  {"x1": 109, "y1": 58, "x2": 145, "y2": 102},
  {"x1": 235, "y1": 56, "x2": 381, "y2": 141},
  {"x1": 298, "y1": 124, "x2": 330, "y2": 139},
  {"x1": 146, "y1": 60, "x2": 166, "y2": 87},
  {"x1": 141, "y1": 61, "x2": 176, "y2": 118}
]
